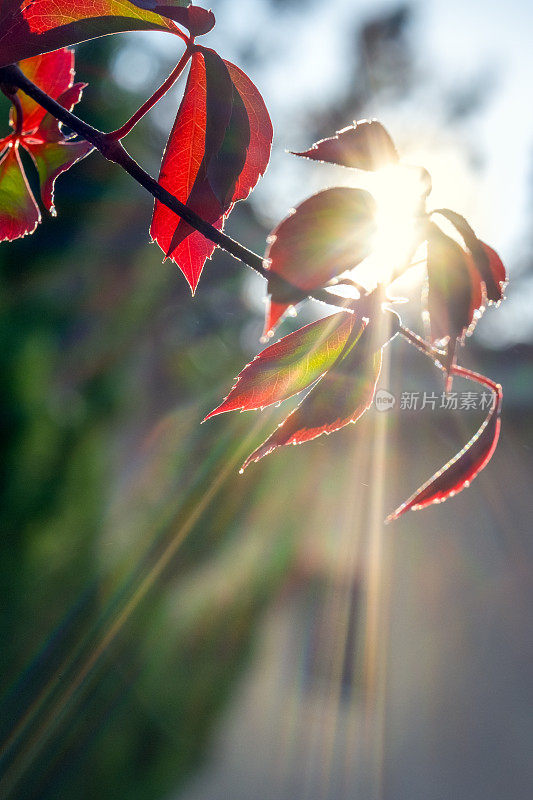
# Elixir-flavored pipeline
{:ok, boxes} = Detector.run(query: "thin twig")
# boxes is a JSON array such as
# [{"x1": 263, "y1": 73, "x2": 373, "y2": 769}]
[{"x1": 399, "y1": 324, "x2": 446, "y2": 369}]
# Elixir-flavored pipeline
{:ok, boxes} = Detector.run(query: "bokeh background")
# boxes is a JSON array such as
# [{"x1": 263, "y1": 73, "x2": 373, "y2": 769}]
[{"x1": 1, "y1": 1, "x2": 533, "y2": 798}]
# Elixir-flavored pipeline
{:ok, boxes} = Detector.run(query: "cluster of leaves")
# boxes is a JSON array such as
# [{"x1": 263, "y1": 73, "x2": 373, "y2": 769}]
[
  {"x1": 0, "y1": 49, "x2": 93, "y2": 238},
  {"x1": 206, "y1": 121, "x2": 507, "y2": 521},
  {"x1": 0, "y1": 2, "x2": 508, "y2": 521}
]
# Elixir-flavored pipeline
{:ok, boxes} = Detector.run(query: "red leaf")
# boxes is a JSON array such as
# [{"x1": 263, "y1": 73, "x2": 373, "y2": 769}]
[
  {"x1": 151, "y1": 49, "x2": 272, "y2": 293},
  {"x1": 480, "y1": 241, "x2": 507, "y2": 303},
  {"x1": 13, "y1": 49, "x2": 74, "y2": 134},
  {"x1": 240, "y1": 320, "x2": 382, "y2": 471},
  {"x1": 431, "y1": 209, "x2": 507, "y2": 303},
  {"x1": 150, "y1": 49, "x2": 232, "y2": 292},
  {"x1": 205, "y1": 312, "x2": 355, "y2": 419},
  {"x1": 264, "y1": 187, "x2": 376, "y2": 334},
  {"x1": 26, "y1": 138, "x2": 93, "y2": 214},
  {"x1": 0, "y1": 144, "x2": 40, "y2": 241},
  {"x1": 0, "y1": 1, "x2": 177, "y2": 67},
  {"x1": 386, "y1": 371, "x2": 502, "y2": 522},
  {"x1": 426, "y1": 221, "x2": 474, "y2": 344},
  {"x1": 291, "y1": 119, "x2": 398, "y2": 171},
  {"x1": 223, "y1": 60, "x2": 273, "y2": 203}
]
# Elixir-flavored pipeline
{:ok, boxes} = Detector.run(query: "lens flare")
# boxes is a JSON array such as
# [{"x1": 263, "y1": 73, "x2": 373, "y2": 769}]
[{"x1": 350, "y1": 164, "x2": 429, "y2": 290}]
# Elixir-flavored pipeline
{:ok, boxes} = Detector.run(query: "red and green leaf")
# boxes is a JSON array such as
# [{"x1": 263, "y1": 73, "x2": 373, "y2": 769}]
[
  {"x1": 0, "y1": 50, "x2": 92, "y2": 236},
  {"x1": 0, "y1": 1, "x2": 180, "y2": 68},
  {"x1": 291, "y1": 119, "x2": 398, "y2": 171},
  {"x1": 264, "y1": 187, "x2": 376, "y2": 334},
  {"x1": 151, "y1": 48, "x2": 272, "y2": 293},
  {"x1": 0, "y1": 144, "x2": 40, "y2": 241},
  {"x1": 386, "y1": 370, "x2": 502, "y2": 522},
  {"x1": 240, "y1": 321, "x2": 381, "y2": 470},
  {"x1": 205, "y1": 312, "x2": 355, "y2": 419}
]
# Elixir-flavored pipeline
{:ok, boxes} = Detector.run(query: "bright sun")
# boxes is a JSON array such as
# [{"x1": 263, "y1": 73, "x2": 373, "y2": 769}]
[
  {"x1": 346, "y1": 164, "x2": 430, "y2": 292},
  {"x1": 371, "y1": 164, "x2": 429, "y2": 284}
]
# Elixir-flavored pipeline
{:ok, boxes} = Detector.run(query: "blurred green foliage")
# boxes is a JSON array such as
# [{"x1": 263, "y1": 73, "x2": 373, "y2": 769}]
[{"x1": 0, "y1": 36, "x2": 295, "y2": 800}]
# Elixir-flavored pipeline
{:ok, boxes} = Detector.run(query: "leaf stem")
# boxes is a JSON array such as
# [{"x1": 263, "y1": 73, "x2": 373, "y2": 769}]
[
  {"x1": 451, "y1": 364, "x2": 502, "y2": 398},
  {"x1": 106, "y1": 45, "x2": 193, "y2": 141},
  {"x1": 399, "y1": 324, "x2": 446, "y2": 369}
]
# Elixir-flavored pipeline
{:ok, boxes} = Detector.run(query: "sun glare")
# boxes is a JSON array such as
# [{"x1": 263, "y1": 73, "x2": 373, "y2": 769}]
[{"x1": 367, "y1": 164, "x2": 429, "y2": 287}]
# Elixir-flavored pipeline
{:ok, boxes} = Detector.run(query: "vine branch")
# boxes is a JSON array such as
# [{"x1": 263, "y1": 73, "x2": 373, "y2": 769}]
[{"x1": 0, "y1": 62, "x2": 357, "y2": 313}]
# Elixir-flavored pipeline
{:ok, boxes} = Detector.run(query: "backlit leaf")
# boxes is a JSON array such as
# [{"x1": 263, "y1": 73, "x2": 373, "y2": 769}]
[
  {"x1": 0, "y1": 0, "x2": 179, "y2": 67},
  {"x1": 223, "y1": 60, "x2": 273, "y2": 203},
  {"x1": 432, "y1": 208, "x2": 507, "y2": 303},
  {"x1": 205, "y1": 312, "x2": 355, "y2": 419},
  {"x1": 143, "y1": 3, "x2": 216, "y2": 35},
  {"x1": 150, "y1": 49, "x2": 231, "y2": 292},
  {"x1": 27, "y1": 138, "x2": 94, "y2": 214},
  {"x1": 480, "y1": 241, "x2": 507, "y2": 303},
  {"x1": 426, "y1": 221, "x2": 473, "y2": 344},
  {"x1": 11, "y1": 48, "x2": 74, "y2": 134},
  {"x1": 241, "y1": 320, "x2": 382, "y2": 470},
  {"x1": 386, "y1": 375, "x2": 502, "y2": 522},
  {"x1": 291, "y1": 119, "x2": 398, "y2": 171},
  {"x1": 0, "y1": 144, "x2": 40, "y2": 240},
  {"x1": 151, "y1": 49, "x2": 272, "y2": 293},
  {"x1": 264, "y1": 187, "x2": 376, "y2": 334}
]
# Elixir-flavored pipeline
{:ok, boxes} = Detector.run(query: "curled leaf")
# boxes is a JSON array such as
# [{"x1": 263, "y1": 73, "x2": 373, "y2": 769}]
[
  {"x1": 386, "y1": 374, "x2": 502, "y2": 522},
  {"x1": 205, "y1": 312, "x2": 355, "y2": 419},
  {"x1": 291, "y1": 119, "x2": 398, "y2": 171},
  {"x1": 241, "y1": 320, "x2": 382, "y2": 471},
  {"x1": 264, "y1": 187, "x2": 376, "y2": 334}
]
